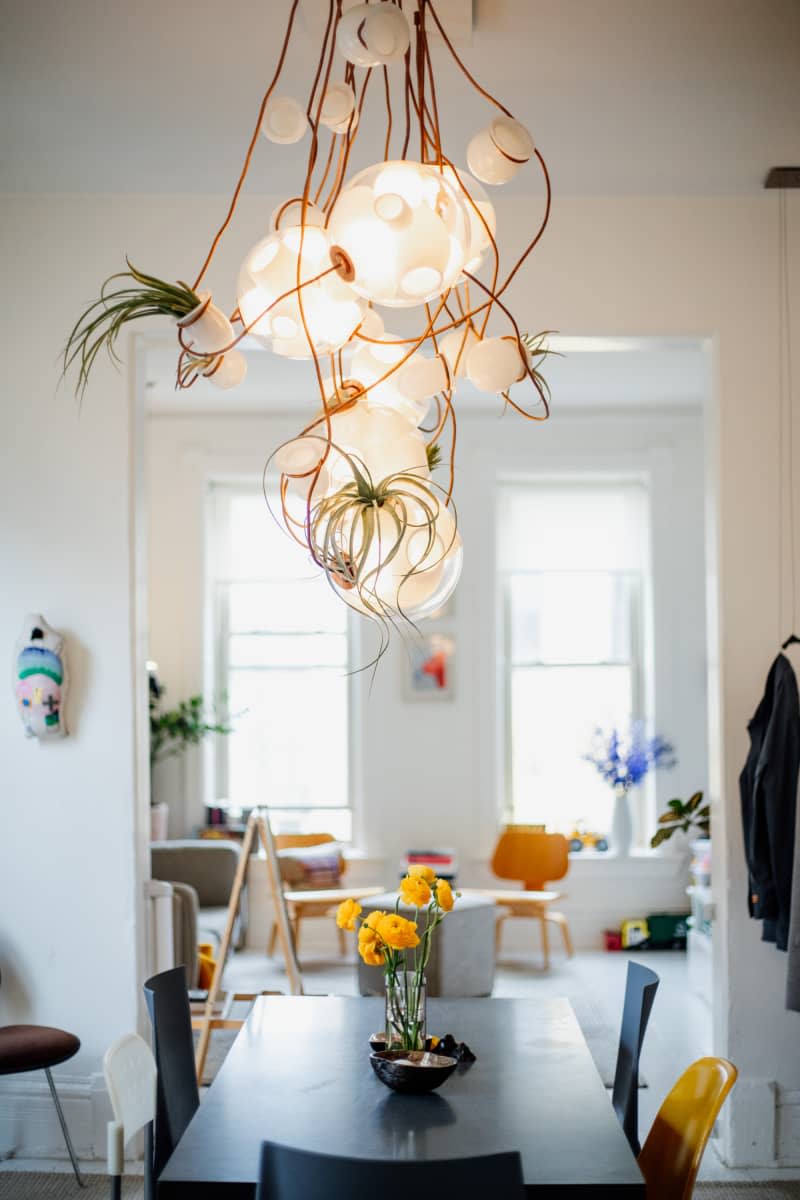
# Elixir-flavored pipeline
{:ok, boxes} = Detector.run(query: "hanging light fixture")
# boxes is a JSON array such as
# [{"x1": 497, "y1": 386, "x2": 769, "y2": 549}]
[{"x1": 64, "y1": 0, "x2": 554, "y2": 656}]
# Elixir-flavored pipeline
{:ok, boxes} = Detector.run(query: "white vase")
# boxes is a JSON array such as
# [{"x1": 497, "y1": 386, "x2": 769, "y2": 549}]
[{"x1": 611, "y1": 787, "x2": 633, "y2": 858}]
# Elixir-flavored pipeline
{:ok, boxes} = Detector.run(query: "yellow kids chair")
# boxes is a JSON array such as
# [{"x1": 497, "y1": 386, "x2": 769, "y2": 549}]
[{"x1": 638, "y1": 1056, "x2": 737, "y2": 1199}]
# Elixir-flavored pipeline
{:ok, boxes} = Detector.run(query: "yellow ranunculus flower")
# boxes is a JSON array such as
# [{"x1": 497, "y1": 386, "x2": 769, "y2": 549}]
[
  {"x1": 357, "y1": 925, "x2": 385, "y2": 966},
  {"x1": 407, "y1": 864, "x2": 436, "y2": 883},
  {"x1": 335, "y1": 897, "x2": 362, "y2": 931},
  {"x1": 363, "y1": 909, "x2": 387, "y2": 932},
  {"x1": 376, "y1": 913, "x2": 420, "y2": 950},
  {"x1": 435, "y1": 878, "x2": 455, "y2": 912},
  {"x1": 399, "y1": 874, "x2": 432, "y2": 908}
]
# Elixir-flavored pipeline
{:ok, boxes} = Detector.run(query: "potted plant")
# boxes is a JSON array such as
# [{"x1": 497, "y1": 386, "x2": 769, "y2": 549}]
[
  {"x1": 149, "y1": 677, "x2": 232, "y2": 841},
  {"x1": 584, "y1": 722, "x2": 676, "y2": 858},
  {"x1": 650, "y1": 791, "x2": 710, "y2": 849}
]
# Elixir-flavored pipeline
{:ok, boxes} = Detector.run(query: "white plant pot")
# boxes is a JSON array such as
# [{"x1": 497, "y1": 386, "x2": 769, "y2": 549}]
[
  {"x1": 611, "y1": 788, "x2": 633, "y2": 858},
  {"x1": 177, "y1": 293, "x2": 234, "y2": 357}
]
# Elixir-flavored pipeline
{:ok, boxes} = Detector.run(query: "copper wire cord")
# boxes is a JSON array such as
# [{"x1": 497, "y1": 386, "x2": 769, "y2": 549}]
[{"x1": 175, "y1": 0, "x2": 553, "y2": 624}]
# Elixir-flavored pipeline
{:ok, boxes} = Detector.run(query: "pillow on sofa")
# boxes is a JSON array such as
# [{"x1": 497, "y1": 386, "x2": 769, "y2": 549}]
[{"x1": 277, "y1": 843, "x2": 344, "y2": 890}]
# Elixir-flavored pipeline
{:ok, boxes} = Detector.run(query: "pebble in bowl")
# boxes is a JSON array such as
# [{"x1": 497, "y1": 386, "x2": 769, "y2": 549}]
[{"x1": 370, "y1": 1049, "x2": 458, "y2": 1094}]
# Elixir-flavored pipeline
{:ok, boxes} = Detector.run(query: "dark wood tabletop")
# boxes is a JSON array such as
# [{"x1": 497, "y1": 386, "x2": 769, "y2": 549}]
[{"x1": 159, "y1": 995, "x2": 645, "y2": 1198}]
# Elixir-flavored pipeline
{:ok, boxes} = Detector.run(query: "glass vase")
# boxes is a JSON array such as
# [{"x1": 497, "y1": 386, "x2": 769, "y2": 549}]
[{"x1": 384, "y1": 970, "x2": 426, "y2": 1051}]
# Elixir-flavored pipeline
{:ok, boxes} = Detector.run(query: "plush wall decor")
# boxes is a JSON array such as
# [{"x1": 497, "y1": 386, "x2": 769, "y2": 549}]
[{"x1": 14, "y1": 613, "x2": 68, "y2": 739}]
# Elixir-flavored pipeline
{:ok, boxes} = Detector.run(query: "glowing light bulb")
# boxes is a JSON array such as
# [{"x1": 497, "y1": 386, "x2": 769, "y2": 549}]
[
  {"x1": 237, "y1": 222, "x2": 366, "y2": 358},
  {"x1": 327, "y1": 160, "x2": 471, "y2": 307},
  {"x1": 440, "y1": 164, "x2": 497, "y2": 272}
]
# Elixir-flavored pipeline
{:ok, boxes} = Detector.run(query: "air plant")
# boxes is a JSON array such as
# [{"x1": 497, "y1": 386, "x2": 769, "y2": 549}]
[
  {"x1": 63, "y1": 260, "x2": 202, "y2": 400},
  {"x1": 520, "y1": 330, "x2": 558, "y2": 406}
]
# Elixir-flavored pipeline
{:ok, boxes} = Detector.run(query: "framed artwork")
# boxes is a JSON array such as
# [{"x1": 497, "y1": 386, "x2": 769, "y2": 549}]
[{"x1": 405, "y1": 632, "x2": 455, "y2": 700}]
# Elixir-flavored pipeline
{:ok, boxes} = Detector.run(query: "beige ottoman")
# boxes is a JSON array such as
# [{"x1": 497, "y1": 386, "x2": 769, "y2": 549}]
[{"x1": 356, "y1": 891, "x2": 496, "y2": 997}]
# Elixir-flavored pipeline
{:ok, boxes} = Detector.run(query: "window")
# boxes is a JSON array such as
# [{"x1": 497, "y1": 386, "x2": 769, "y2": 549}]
[
  {"x1": 207, "y1": 484, "x2": 353, "y2": 840},
  {"x1": 499, "y1": 481, "x2": 650, "y2": 836}
]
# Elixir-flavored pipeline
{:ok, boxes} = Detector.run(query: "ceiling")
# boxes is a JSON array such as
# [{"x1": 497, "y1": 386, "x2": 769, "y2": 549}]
[
  {"x1": 144, "y1": 335, "x2": 707, "y2": 415},
  {"x1": 2, "y1": 0, "x2": 798, "y2": 196}
]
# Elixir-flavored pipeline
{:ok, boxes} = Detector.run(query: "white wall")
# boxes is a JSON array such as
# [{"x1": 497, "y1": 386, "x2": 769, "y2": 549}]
[{"x1": 2, "y1": 187, "x2": 799, "y2": 1166}]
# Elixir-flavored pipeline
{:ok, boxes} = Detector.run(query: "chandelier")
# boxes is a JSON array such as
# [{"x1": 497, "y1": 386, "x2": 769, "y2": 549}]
[{"x1": 65, "y1": 0, "x2": 553, "y2": 653}]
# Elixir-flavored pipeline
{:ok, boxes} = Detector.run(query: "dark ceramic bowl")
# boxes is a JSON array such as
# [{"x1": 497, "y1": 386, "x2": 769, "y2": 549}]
[{"x1": 370, "y1": 1050, "x2": 458, "y2": 1094}]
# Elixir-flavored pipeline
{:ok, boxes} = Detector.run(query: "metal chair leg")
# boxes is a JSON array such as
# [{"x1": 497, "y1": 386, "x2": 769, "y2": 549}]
[{"x1": 44, "y1": 1068, "x2": 85, "y2": 1188}]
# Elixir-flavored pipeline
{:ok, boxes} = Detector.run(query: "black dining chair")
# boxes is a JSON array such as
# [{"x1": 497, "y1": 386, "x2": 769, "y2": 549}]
[
  {"x1": 143, "y1": 966, "x2": 200, "y2": 1178},
  {"x1": 256, "y1": 1141, "x2": 526, "y2": 1200},
  {"x1": 611, "y1": 959, "x2": 659, "y2": 1155}
]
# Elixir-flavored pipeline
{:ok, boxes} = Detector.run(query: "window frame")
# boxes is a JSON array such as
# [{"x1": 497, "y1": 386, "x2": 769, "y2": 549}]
[{"x1": 204, "y1": 480, "x2": 357, "y2": 840}]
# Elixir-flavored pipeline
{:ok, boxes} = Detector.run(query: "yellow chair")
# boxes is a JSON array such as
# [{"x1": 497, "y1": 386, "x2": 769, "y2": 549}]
[
  {"x1": 638, "y1": 1056, "x2": 738, "y2": 1200},
  {"x1": 468, "y1": 826, "x2": 574, "y2": 968}
]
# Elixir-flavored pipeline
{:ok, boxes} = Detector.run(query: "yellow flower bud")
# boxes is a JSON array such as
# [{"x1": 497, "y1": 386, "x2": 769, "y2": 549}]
[
  {"x1": 335, "y1": 897, "x2": 362, "y2": 931},
  {"x1": 435, "y1": 878, "x2": 455, "y2": 912},
  {"x1": 407, "y1": 864, "x2": 436, "y2": 883},
  {"x1": 399, "y1": 874, "x2": 432, "y2": 908}
]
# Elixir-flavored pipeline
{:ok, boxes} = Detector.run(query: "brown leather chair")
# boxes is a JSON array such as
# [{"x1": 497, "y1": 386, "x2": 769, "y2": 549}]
[{"x1": 0, "y1": 1011, "x2": 85, "y2": 1185}]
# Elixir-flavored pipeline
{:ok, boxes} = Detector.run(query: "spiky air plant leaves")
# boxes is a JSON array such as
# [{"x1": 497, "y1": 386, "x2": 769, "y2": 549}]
[
  {"x1": 426, "y1": 442, "x2": 443, "y2": 471},
  {"x1": 521, "y1": 330, "x2": 559, "y2": 406},
  {"x1": 63, "y1": 260, "x2": 201, "y2": 400},
  {"x1": 267, "y1": 438, "x2": 457, "y2": 671}
]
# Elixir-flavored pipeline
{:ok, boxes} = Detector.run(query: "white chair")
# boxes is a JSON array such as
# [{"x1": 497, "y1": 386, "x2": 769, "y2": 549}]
[{"x1": 103, "y1": 1033, "x2": 157, "y2": 1200}]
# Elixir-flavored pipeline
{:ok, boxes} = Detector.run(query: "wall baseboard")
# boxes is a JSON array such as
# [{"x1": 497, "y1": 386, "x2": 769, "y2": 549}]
[{"x1": 0, "y1": 1072, "x2": 112, "y2": 1163}]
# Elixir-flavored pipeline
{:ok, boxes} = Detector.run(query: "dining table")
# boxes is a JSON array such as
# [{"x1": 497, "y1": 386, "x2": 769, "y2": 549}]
[{"x1": 159, "y1": 994, "x2": 645, "y2": 1197}]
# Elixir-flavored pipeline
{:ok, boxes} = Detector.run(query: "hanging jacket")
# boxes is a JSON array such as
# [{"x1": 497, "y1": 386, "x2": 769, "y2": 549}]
[{"x1": 739, "y1": 653, "x2": 800, "y2": 951}]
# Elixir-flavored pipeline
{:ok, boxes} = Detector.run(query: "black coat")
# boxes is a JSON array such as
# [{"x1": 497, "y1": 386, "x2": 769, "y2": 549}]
[{"x1": 740, "y1": 653, "x2": 800, "y2": 950}]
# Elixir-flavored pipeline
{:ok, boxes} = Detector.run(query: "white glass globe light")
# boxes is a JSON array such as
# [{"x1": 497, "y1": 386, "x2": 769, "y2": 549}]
[
  {"x1": 325, "y1": 402, "x2": 429, "y2": 483},
  {"x1": 466, "y1": 335, "x2": 527, "y2": 393},
  {"x1": 441, "y1": 165, "x2": 497, "y2": 272},
  {"x1": 491, "y1": 116, "x2": 535, "y2": 163},
  {"x1": 319, "y1": 82, "x2": 355, "y2": 129},
  {"x1": 261, "y1": 95, "x2": 308, "y2": 144},
  {"x1": 270, "y1": 198, "x2": 325, "y2": 233},
  {"x1": 204, "y1": 350, "x2": 247, "y2": 390},
  {"x1": 396, "y1": 352, "x2": 450, "y2": 404},
  {"x1": 328, "y1": 105, "x2": 359, "y2": 136},
  {"x1": 466, "y1": 117, "x2": 534, "y2": 186},
  {"x1": 327, "y1": 160, "x2": 471, "y2": 307},
  {"x1": 237, "y1": 224, "x2": 366, "y2": 358},
  {"x1": 439, "y1": 325, "x2": 479, "y2": 378},
  {"x1": 336, "y1": 4, "x2": 410, "y2": 67},
  {"x1": 329, "y1": 498, "x2": 463, "y2": 619},
  {"x1": 273, "y1": 436, "x2": 329, "y2": 477}
]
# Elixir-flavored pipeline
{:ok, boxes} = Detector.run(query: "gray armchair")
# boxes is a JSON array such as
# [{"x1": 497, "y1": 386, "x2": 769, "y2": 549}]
[{"x1": 151, "y1": 839, "x2": 247, "y2": 951}]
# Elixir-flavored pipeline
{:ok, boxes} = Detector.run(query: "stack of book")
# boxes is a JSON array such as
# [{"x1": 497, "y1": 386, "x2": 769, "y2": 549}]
[{"x1": 401, "y1": 848, "x2": 458, "y2": 883}]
